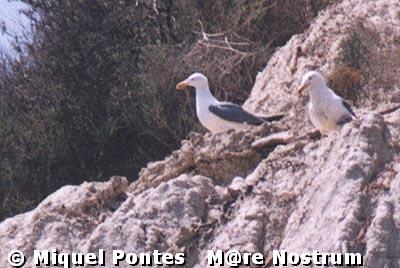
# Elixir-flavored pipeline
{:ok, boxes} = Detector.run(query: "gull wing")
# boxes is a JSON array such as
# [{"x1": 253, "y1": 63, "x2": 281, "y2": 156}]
[
  {"x1": 342, "y1": 99, "x2": 356, "y2": 117},
  {"x1": 208, "y1": 103, "x2": 264, "y2": 126}
]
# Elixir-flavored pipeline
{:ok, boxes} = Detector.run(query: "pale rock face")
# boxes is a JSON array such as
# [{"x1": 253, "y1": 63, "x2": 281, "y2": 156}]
[{"x1": 1, "y1": 1, "x2": 400, "y2": 267}]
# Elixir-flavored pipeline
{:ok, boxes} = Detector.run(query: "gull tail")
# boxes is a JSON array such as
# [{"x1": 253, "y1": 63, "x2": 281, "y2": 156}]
[
  {"x1": 336, "y1": 115, "x2": 353, "y2": 126},
  {"x1": 259, "y1": 113, "x2": 284, "y2": 122}
]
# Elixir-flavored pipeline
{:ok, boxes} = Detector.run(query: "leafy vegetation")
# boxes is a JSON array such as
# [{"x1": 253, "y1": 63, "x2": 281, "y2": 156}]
[{"x1": 330, "y1": 27, "x2": 374, "y2": 104}]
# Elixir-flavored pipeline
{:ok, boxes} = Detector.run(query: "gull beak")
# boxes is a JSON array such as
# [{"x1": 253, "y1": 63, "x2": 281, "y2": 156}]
[
  {"x1": 176, "y1": 80, "x2": 189, "y2": 90},
  {"x1": 297, "y1": 84, "x2": 307, "y2": 95}
]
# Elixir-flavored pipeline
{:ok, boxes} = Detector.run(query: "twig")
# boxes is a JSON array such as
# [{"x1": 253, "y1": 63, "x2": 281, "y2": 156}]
[
  {"x1": 198, "y1": 39, "x2": 250, "y2": 56},
  {"x1": 153, "y1": 0, "x2": 159, "y2": 15},
  {"x1": 192, "y1": 30, "x2": 230, "y2": 38},
  {"x1": 205, "y1": 39, "x2": 251, "y2": 46}
]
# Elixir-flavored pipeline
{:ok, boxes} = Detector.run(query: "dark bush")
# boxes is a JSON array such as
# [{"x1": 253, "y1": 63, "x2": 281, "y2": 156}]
[
  {"x1": 331, "y1": 26, "x2": 376, "y2": 104},
  {"x1": 327, "y1": 65, "x2": 365, "y2": 104}
]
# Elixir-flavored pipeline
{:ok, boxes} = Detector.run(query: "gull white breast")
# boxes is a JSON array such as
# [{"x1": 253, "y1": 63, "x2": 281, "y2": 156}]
[{"x1": 297, "y1": 71, "x2": 356, "y2": 135}]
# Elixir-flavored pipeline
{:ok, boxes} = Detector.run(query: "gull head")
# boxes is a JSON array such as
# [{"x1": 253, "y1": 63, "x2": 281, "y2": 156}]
[
  {"x1": 297, "y1": 71, "x2": 326, "y2": 95},
  {"x1": 176, "y1": 73, "x2": 208, "y2": 90}
]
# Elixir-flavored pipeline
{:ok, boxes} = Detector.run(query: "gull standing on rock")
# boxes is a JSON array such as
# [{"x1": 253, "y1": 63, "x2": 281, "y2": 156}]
[
  {"x1": 176, "y1": 73, "x2": 283, "y2": 133},
  {"x1": 297, "y1": 71, "x2": 356, "y2": 135}
]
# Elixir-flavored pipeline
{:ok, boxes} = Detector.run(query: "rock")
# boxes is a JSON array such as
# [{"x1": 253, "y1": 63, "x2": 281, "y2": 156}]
[
  {"x1": 251, "y1": 131, "x2": 292, "y2": 149},
  {"x1": 1, "y1": 0, "x2": 400, "y2": 267},
  {"x1": 0, "y1": 176, "x2": 128, "y2": 267},
  {"x1": 228, "y1": 176, "x2": 247, "y2": 194},
  {"x1": 130, "y1": 124, "x2": 283, "y2": 194}
]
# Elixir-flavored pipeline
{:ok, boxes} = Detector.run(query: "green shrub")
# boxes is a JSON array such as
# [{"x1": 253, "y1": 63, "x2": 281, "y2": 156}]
[
  {"x1": 337, "y1": 31, "x2": 370, "y2": 72},
  {"x1": 327, "y1": 65, "x2": 365, "y2": 104},
  {"x1": 331, "y1": 26, "x2": 375, "y2": 104}
]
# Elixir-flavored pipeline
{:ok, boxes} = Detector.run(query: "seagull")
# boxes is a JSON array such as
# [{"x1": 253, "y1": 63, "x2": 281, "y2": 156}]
[
  {"x1": 297, "y1": 71, "x2": 356, "y2": 135},
  {"x1": 176, "y1": 73, "x2": 283, "y2": 133}
]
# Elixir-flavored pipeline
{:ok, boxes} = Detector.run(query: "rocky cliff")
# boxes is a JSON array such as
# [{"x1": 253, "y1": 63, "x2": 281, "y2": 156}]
[{"x1": 1, "y1": 0, "x2": 400, "y2": 267}]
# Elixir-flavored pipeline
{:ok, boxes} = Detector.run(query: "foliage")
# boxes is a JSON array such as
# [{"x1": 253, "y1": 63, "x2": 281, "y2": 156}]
[
  {"x1": 331, "y1": 27, "x2": 375, "y2": 104},
  {"x1": 337, "y1": 31, "x2": 370, "y2": 72},
  {"x1": 327, "y1": 65, "x2": 365, "y2": 104}
]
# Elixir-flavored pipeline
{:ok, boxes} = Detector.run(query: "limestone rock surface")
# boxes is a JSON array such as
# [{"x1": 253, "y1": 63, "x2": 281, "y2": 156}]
[{"x1": 1, "y1": 0, "x2": 400, "y2": 267}]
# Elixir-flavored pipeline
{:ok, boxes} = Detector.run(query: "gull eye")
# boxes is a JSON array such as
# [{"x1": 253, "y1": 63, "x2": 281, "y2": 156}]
[{"x1": 308, "y1": 77, "x2": 312, "y2": 81}]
